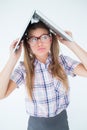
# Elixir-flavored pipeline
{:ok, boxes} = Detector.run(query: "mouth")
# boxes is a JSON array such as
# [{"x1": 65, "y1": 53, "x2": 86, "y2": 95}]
[{"x1": 37, "y1": 48, "x2": 45, "y2": 51}]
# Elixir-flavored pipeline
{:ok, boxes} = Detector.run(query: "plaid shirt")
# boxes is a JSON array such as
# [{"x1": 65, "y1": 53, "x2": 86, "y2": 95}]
[{"x1": 11, "y1": 54, "x2": 79, "y2": 117}]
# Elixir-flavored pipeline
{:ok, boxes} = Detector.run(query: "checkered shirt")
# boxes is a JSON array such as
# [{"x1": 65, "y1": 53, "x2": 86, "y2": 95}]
[{"x1": 11, "y1": 54, "x2": 79, "y2": 117}]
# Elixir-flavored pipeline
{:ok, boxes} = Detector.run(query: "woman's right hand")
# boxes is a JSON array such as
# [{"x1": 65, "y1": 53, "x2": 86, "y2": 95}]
[{"x1": 9, "y1": 39, "x2": 23, "y2": 60}]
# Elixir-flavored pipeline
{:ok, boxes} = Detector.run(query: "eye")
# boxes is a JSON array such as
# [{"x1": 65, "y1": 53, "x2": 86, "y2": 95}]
[
  {"x1": 41, "y1": 35, "x2": 49, "y2": 40},
  {"x1": 29, "y1": 37, "x2": 37, "y2": 43}
]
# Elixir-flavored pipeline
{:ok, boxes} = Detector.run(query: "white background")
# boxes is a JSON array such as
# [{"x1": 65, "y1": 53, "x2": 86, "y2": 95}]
[{"x1": 0, "y1": 0, "x2": 87, "y2": 130}]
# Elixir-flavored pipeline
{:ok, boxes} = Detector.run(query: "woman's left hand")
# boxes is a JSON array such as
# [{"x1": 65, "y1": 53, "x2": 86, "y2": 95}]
[{"x1": 57, "y1": 31, "x2": 73, "y2": 46}]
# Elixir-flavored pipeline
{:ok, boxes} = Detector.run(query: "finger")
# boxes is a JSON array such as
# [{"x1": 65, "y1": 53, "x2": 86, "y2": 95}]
[
  {"x1": 56, "y1": 35, "x2": 64, "y2": 41},
  {"x1": 56, "y1": 34, "x2": 63, "y2": 40},
  {"x1": 9, "y1": 39, "x2": 19, "y2": 50},
  {"x1": 64, "y1": 30, "x2": 72, "y2": 37}
]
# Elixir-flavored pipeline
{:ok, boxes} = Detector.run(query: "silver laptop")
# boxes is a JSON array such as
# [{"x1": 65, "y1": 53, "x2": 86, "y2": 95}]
[{"x1": 14, "y1": 10, "x2": 73, "y2": 52}]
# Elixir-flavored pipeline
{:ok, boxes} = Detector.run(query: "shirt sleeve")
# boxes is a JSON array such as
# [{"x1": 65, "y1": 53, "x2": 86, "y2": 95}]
[
  {"x1": 59, "y1": 54, "x2": 80, "y2": 77},
  {"x1": 10, "y1": 61, "x2": 26, "y2": 87}
]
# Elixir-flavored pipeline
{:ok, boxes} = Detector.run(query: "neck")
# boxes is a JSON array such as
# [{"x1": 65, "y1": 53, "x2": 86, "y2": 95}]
[{"x1": 36, "y1": 54, "x2": 48, "y2": 64}]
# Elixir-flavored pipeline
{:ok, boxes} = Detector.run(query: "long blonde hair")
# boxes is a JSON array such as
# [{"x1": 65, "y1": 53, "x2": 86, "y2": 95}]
[{"x1": 23, "y1": 21, "x2": 68, "y2": 99}]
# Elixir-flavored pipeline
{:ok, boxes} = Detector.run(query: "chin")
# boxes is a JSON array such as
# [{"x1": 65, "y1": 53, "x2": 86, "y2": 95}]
[{"x1": 36, "y1": 52, "x2": 48, "y2": 57}]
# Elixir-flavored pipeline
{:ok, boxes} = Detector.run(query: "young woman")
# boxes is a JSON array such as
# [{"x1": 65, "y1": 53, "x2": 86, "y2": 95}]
[{"x1": 0, "y1": 21, "x2": 87, "y2": 130}]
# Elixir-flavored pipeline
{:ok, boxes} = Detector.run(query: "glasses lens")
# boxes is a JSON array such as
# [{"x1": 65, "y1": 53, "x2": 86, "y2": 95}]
[
  {"x1": 30, "y1": 37, "x2": 37, "y2": 43},
  {"x1": 41, "y1": 34, "x2": 49, "y2": 41}
]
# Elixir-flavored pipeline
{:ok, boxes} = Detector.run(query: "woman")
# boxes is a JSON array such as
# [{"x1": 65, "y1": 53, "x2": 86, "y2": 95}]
[{"x1": 0, "y1": 21, "x2": 87, "y2": 130}]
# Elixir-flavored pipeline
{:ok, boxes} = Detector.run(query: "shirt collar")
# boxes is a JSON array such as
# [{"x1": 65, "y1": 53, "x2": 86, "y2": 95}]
[{"x1": 34, "y1": 53, "x2": 52, "y2": 68}]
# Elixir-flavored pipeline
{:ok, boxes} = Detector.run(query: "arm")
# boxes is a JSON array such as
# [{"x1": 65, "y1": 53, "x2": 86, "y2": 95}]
[
  {"x1": 0, "y1": 39, "x2": 22, "y2": 99},
  {"x1": 58, "y1": 32, "x2": 87, "y2": 77}
]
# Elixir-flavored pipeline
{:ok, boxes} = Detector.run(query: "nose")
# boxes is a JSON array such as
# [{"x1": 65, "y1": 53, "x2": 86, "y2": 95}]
[{"x1": 37, "y1": 39, "x2": 43, "y2": 46}]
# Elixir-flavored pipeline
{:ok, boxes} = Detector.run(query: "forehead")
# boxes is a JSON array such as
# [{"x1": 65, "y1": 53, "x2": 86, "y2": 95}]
[{"x1": 28, "y1": 28, "x2": 49, "y2": 37}]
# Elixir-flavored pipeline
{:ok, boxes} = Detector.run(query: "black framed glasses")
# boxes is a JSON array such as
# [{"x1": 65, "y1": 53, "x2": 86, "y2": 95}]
[{"x1": 27, "y1": 33, "x2": 52, "y2": 46}]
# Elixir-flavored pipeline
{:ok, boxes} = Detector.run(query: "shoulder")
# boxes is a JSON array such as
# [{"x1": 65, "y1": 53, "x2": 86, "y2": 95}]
[
  {"x1": 59, "y1": 54, "x2": 79, "y2": 65},
  {"x1": 59, "y1": 54, "x2": 80, "y2": 70},
  {"x1": 59, "y1": 54, "x2": 68, "y2": 65},
  {"x1": 14, "y1": 61, "x2": 26, "y2": 73}
]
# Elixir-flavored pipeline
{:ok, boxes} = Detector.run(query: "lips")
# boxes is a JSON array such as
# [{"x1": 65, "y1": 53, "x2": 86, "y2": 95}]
[{"x1": 37, "y1": 48, "x2": 45, "y2": 51}]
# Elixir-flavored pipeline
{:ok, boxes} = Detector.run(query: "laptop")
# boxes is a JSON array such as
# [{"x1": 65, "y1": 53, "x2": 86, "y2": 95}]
[{"x1": 14, "y1": 10, "x2": 73, "y2": 52}]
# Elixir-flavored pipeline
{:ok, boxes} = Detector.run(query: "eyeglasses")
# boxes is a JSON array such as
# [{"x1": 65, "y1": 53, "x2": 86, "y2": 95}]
[{"x1": 27, "y1": 33, "x2": 52, "y2": 46}]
